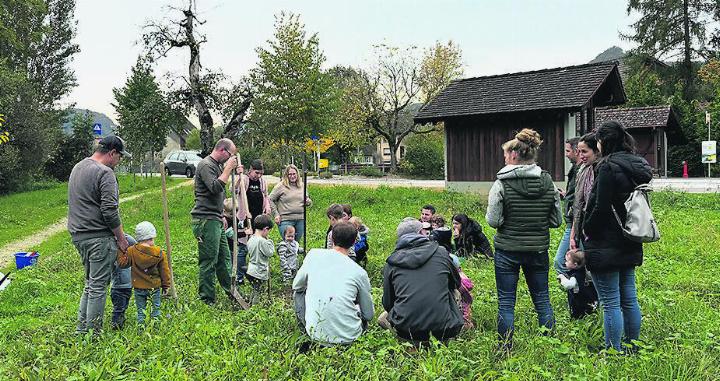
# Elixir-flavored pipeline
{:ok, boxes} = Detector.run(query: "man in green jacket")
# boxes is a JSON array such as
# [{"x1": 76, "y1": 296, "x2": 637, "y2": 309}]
[{"x1": 191, "y1": 138, "x2": 238, "y2": 304}]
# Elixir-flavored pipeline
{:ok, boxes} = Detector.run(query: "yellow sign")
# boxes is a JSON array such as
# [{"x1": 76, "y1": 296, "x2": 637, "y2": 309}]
[
  {"x1": 319, "y1": 158, "x2": 329, "y2": 169},
  {"x1": 0, "y1": 114, "x2": 8, "y2": 145}
]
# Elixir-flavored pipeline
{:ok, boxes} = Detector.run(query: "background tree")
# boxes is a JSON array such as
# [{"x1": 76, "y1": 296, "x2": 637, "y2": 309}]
[
  {"x1": 327, "y1": 65, "x2": 375, "y2": 171},
  {"x1": 143, "y1": 1, "x2": 252, "y2": 155},
  {"x1": 0, "y1": 0, "x2": 79, "y2": 193},
  {"x1": 418, "y1": 40, "x2": 464, "y2": 103},
  {"x1": 357, "y1": 44, "x2": 433, "y2": 173},
  {"x1": 622, "y1": 0, "x2": 718, "y2": 100},
  {"x1": 250, "y1": 12, "x2": 338, "y2": 161},
  {"x1": 113, "y1": 57, "x2": 179, "y2": 168},
  {"x1": 44, "y1": 111, "x2": 94, "y2": 181}
]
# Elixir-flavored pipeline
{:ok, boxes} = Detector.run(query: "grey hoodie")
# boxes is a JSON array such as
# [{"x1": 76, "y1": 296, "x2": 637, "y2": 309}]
[{"x1": 485, "y1": 164, "x2": 562, "y2": 230}]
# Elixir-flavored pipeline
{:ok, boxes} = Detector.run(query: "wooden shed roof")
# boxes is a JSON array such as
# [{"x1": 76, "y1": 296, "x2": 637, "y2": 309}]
[
  {"x1": 415, "y1": 61, "x2": 626, "y2": 123},
  {"x1": 594, "y1": 105, "x2": 679, "y2": 131}
]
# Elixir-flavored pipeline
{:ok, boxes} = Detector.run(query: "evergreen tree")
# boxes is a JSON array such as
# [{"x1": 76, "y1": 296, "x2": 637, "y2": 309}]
[
  {"x1": 112, "y1": 57, "x2": 178, "y2": 165},
  {"x1": 622, "y1": 0, "x2": 718, "y2": 100}
]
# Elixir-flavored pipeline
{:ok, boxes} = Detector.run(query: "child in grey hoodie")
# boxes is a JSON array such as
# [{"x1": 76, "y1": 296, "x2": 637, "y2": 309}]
[{"x1": 278, "y1": 225, "x2": 303, "y2": 282}]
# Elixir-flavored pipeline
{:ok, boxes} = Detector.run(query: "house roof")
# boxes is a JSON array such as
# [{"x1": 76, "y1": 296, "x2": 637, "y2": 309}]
[
  {"x1": 415, "y1": 61, "x2": 626, "y2": 123},
  {"x1": 594, "y1": 105, "x2": 679, "y2": 131}
]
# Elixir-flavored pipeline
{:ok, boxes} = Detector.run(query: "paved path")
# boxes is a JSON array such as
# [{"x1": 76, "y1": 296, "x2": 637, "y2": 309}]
[{"x1": 0, "y1": 180, "x2": 193, "y2": 268}]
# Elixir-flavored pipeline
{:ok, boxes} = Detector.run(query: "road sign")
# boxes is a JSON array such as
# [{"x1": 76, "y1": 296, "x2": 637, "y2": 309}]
[
  {"x1": 702, "y1": 140, "x2": 717, "y2": 164},
  {"x1": 93, "y1": 123, "x2": 102, "y2": 136},
  {"x1": 319, "y1": 158, "x2": 329, "y2": 169}
]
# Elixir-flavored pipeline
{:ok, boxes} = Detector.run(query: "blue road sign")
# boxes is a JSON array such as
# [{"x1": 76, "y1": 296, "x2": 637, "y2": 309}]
[{"x1": 93, "y1": 123, "x2": 102, "y2": 135}]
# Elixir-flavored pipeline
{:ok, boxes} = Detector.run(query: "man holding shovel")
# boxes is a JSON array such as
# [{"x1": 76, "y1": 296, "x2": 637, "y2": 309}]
[{"x1": 191, "y1": 138, "x2": 238, "y2": 305}]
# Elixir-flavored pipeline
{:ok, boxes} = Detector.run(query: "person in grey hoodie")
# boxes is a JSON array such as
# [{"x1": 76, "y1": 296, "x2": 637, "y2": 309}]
[
  {"x1": 486, "y1": 128, "x2": 562, "y2": 353},
  {"x1": 379, "y1": 218, "x2": 463, "y2": 345}
]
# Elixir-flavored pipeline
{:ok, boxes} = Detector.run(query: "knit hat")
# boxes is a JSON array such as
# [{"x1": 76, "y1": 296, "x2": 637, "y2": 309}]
[
  {"x1": 397, "y1": 218, "x2": 423, "y2": 238},
  {"x1": 135, "y1": 221, "x2": 157, "y2": 242}
]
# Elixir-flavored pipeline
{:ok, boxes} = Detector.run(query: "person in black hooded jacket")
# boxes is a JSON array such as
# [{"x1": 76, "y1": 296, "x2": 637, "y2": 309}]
[
  {"x1": 379, "y1": 218, "x2": 463, "y2": 345},
  {"x1": 452, "y1": 214, "x2": 494, "y2": 259},
  {"x1": 582, "y1": 121, "x2": 653, "y2": 352}
]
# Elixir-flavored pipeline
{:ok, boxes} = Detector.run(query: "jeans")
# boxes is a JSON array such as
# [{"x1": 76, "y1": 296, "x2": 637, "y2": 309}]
[
  {"x1": 228, "y1": 238, "x2": 248, "y2": 281},
  {"x1": 135, "y1": 288, "x2": 162, "y2": 324},
  {"x1": 110, "y1": 287, "x2": 132, "y2": 328},
  {"x1": 554, "y1": 226, "x2": 572, "y2": 275},
  {"x1": 192, "y1": 218, "x2": 232, "y2": 304},
  {"x1": 74, "y1": 236, "x2": 118, "y2": 333},
  {"x1": 279, "y1": 219, "x2": 305, "y2": 242},
  {"x1": 592, "y1": 268, "x2": 641, "y2": 351},
  {"x1": 495, "y1": 249, "x2": 555, "y2": 345}
]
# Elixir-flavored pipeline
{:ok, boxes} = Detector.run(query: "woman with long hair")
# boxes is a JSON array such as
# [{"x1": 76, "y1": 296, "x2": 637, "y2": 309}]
[
  {"x1": 582, "y1": 121, "x2": 652, "y2": 352},
  {"x1": 451, "y1": 213, "x2": 493, "y2": 259},
  {"x1": 268, "y1": 164, "x2": 312, "y2": 241},
  {"x1": 569, "y1": 132, "x2": 600, "y2": 250},
  {"x1": 485, "y1": 128, "x2": 562, "y2": 352}
]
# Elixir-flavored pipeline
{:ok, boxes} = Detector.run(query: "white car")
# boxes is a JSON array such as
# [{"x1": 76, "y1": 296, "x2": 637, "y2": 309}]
[{"x1": 163, "y1": 150, "x2": 202, "y2": 178}]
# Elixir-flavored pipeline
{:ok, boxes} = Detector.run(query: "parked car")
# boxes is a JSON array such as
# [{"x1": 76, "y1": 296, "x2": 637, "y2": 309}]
[{"x1": 163, "y1": 150, "x2": 203, "y2": 178}]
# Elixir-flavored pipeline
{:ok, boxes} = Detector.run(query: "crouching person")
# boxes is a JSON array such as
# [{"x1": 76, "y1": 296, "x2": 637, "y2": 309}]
[
  {"x1": 378, "y1": 218, "x2": 464, "y2": 346},
  {"x1": 118, "y1": 221, "x2": 171, "y2": 325},
  {"x1": 292, "y1": 222, "x2": 374, "y2": 346}
]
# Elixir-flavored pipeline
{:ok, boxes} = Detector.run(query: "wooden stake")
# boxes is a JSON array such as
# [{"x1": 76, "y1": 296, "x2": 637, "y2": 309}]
[{"x1": 161, "y1": 162, "x2": 178, "y2": 299}]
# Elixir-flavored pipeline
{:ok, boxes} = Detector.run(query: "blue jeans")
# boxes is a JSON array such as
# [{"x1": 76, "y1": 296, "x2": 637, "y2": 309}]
[
  {"x1": 495, "y1": 249, "x2": 555, "y2": 345},
  {"x1": 591, "y1": 268, "x2": 641, "y2": 351},
  {"x1": 554, "y1": 226, "x2": 572, "y2": 275},
  {"x1": 135, "y1": 288, "x2": 161, "y2": 324},
  {"x1": 110, "y1": 287, "x2": 132, "y2": 328},
  {"x1": 279, "y1": 219, "x2": 305, "y2": 242}
]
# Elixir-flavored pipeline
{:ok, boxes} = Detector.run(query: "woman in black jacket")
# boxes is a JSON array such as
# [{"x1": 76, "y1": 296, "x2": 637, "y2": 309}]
[
  {"x1": 583, "y1": 121, "x2": 652, "y2": 352},
  {"x1": 451, "y1": 214, "x2": 493, "y2": 259}
]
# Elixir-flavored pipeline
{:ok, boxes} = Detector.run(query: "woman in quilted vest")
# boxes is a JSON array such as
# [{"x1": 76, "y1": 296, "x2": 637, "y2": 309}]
[
  {"x1": 583, "y1": 121, "x2": 652, "y2": 352},
  {"x1": 485, "y1": 128, "x2": 563, "y2": 353}
]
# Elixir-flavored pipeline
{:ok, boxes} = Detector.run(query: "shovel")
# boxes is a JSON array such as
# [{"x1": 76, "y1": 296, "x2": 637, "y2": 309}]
[
  {"x1": 160, "y1": 162, "x2": 178, "y2": 299},
  {"x1": 230, "y1": 164, "x2": 250, "y2": 309}
]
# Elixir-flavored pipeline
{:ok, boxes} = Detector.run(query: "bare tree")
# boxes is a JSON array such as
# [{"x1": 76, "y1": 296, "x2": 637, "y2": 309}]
[
  {"x1": 357, "y1": 45, "x2": 435, "y2": 172},
  {"x1": 143, "y1": 1, "x2": 252, "y2": 155}
]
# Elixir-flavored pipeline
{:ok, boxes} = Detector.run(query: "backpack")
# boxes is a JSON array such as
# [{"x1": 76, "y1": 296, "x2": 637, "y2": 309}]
[{"x1": 612, "y1": 183, "x2": 660, "y2": 243}]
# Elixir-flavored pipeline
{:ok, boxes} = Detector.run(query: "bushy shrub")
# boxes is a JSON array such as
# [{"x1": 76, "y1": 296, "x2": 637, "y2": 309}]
[
  {"x1": 358, "y1": 166, "x2": 384, "y2": 177},
  {"x1": 318, "y1": 171, "x2": 333, "y2": 179},
  {"x1": 400, "y1": 131, "x2": 444, "y2": 179},
  {"x1": 44, "y1": 112, "x2": 94, "y2": 181}
]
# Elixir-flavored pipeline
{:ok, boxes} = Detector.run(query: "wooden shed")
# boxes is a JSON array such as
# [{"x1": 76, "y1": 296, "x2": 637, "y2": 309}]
[
  {"x1": 414, "y1": 61, "x2": 626, "y2": 190},
  {"x1": 595, "y1": 106, "x2": 679, "y2": 177}
]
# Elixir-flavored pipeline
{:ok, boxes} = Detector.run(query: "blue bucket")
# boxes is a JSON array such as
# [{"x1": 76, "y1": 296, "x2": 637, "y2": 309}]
[{"x1": 14, "y1": 252, "x2": 40, "y2": 270}]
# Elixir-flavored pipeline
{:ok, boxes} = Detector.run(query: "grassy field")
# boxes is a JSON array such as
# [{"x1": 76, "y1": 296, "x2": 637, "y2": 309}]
[
  {"x1": 0, "y1": 185, "x2": 719, "y2": 380},
  {"x1": 0, "y1": 175, "x2": 182, "y2": 248}
]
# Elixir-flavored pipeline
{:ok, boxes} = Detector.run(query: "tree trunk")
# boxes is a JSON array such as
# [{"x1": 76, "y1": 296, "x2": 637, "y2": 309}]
[
  {"x1": 682, "y1": 0, "x2": 693, "y2": 100},
  {"x1": 388, "y1": 140, "x2": 398, "y2": 173},
  {"x1": 182, "y1": 7, "x2": 214, "y2": 156}
]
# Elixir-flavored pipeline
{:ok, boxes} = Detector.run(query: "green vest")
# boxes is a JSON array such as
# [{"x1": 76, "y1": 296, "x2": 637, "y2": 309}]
[{"x1": 493, "y1": 171, "x2": 556, "y2": 252}]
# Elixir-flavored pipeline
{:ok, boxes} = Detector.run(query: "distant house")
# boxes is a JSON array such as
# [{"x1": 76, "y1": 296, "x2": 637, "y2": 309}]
[
  {"x1": 595, "y1": 106, "x2": 679, "y2": 177},
  {"x1": 414, "y1": 61, "x2": 625, "y2": 191}
]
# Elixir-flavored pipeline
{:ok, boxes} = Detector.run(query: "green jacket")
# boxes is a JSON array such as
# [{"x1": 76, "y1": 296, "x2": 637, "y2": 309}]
[{"x1": 486, "y1": 164, "x2": 562, "y2": 252}]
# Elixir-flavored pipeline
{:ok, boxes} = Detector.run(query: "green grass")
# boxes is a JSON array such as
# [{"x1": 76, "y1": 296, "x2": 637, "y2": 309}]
[
  {"x1": 0, "y1": 185, "x2": 719, "y2": 380},
  {"x1": 0, "y1": 175, "x2": 183, "y2": 248}
]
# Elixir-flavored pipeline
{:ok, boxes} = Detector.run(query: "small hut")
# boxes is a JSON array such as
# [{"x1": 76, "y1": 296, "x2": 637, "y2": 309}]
[
  {"x1": 414, "y1": 61, "x2": 626, "y2": 191},
  {"x1": 595, "y1": 106, "x2": 679, "y2": 177}
]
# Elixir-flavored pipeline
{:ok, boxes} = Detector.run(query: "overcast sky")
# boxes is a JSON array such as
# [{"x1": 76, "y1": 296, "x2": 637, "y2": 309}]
[{"x1": 67, "y1": 0, "x2": 637, "y2": 122}]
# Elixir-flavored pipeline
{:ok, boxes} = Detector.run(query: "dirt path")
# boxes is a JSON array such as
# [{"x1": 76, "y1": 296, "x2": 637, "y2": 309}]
[{"x1": 0, "y1": 180, "x2": 193, "y2": 268}]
